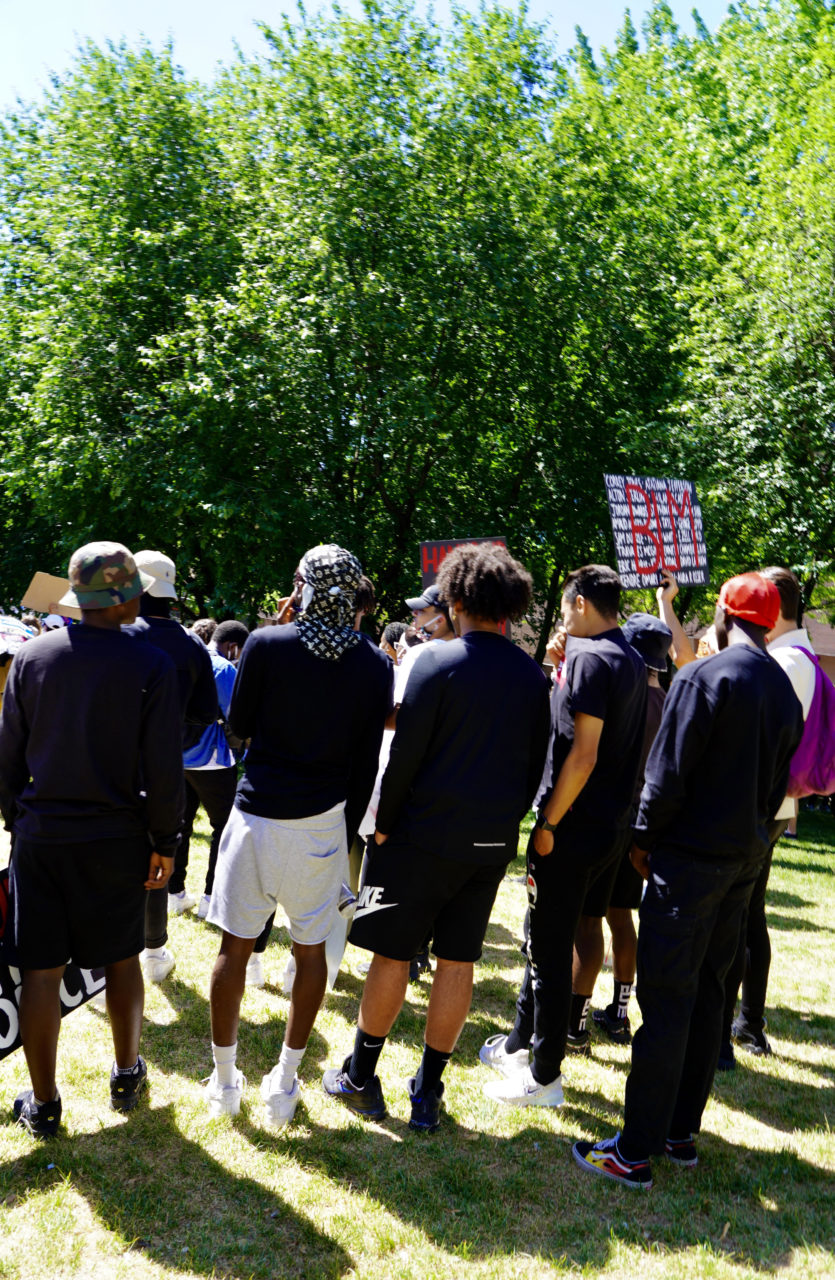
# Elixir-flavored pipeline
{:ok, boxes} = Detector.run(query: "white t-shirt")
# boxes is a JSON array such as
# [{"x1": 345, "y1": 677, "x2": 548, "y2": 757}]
[{"x1": 769, "y1": 627, "x2": 816, "y2": 820}]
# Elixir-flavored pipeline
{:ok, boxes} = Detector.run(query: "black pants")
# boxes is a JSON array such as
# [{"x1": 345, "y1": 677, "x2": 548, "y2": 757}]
[
  {"x1": 168, "y1": 766, "x2": 238, "y2": 896},
  {"x1": 513, "y1": 821, "x2": 623, "y2": 1083},
  {"x1": 721, "y1": 818, "x2": 787, "y2": 1041},
  {"x1": 620, "y1": 847, "x2": 762, "y2": 1160}
]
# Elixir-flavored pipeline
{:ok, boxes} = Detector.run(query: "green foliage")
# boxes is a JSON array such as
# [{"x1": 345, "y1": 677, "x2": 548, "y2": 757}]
[{"x1": 1, "y1": 1, "x2": 834, "y2": 631}]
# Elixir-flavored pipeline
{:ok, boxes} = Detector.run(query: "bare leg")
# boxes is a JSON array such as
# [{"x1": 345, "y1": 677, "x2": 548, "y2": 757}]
[
  {"x1": 210, "y1": 932, "x2": 256, "y2": 1046},
  {"x1": 285, "y1": 941, "x2": 328, "y2": 1049},
  {"x1": 19, "y1": 967, "x2": 65, "y2": 1101},
  {"x1": 606, "y1": 907, "x2": 637, "y2": 983},
  {"x1": 105, "y1": 954, "x2": 144, "y2": 1068},
  {"x1": 572, "y1": 915, "x2": 605, "y2": 996},
  {"x1": 358, "y1": 954, "x2": 410, "y2": 1037},
  {"x1": 424, "y1": 959, "x2": 474, "y2": 1052}
]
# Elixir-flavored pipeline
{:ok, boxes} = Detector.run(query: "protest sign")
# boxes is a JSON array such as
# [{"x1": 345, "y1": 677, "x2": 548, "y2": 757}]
[
  {"x1": 604, "y1": 473, "x2": 709, "y2": 590},
  {"x1": 21, "y1": 572, "x2": 81, "y2": 622},
  {"x1": 0, "y1": 868, "x2": 105, "y2": 1060},
  {"x1": 418, "y1": 537, "x2": 509, "y2": 636}
]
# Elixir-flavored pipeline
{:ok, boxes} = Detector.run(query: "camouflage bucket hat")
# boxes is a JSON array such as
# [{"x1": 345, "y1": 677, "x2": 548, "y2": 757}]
[{"x1": 58, "y1": 541, "x2": 154, "y2": 610}]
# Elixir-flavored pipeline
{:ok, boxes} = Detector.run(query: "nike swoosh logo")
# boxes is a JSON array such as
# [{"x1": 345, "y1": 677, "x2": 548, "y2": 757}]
[{"x1": 352, "y1": 901, "x2": 398, "y2": 920}]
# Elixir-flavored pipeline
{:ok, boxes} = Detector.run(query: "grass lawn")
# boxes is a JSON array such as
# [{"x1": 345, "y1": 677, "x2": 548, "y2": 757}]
[{"x1": 0, "y1": 812, "x2": 833, "y2": 1280}]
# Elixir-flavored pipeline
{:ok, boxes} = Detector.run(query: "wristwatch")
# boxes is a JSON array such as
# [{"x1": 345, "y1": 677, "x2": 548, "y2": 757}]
[{"x1": 536, "y1": 814, "x2": 559, "y2": 833}]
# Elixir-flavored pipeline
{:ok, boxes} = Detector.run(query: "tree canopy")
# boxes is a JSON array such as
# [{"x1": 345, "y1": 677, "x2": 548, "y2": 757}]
[{"x1": 1, "y1": 0, "x2": 833, "y2": 637}]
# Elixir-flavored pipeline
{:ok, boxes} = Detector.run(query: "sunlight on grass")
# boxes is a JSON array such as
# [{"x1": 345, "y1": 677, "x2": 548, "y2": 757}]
[{"x1": 1, "y1": 812, "x2": 833, "y2": 1278}]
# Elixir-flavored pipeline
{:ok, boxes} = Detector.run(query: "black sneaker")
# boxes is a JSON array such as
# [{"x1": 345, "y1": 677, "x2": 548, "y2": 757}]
[
  {"x1": 13, "y1": 1090, "x2": 62, "y2": 1139},
  {"x1": 407, "y1": 1078, "x2": 443, "y2": 1133},
  {"x1": 566, "y1": 1028, "x2": 592, "y2": 1056},
  {"x1": 592, "y1": 1006, "x2": 632, "y2": 1045},
  {"x1": 322, "y1": 1056, "x2": 386, "y2": 1120},
  {"x1": 665, "y1": 1134, "x2": 698, "y2": 1167},
  {"x1": 731, "y1": 1018, "x2": 773, "y2": 1056},
  {"x1": 110, "y1": 1055, "x2": 148, "y2": 1113},
  {"x1": 716, "y1": 1041, "x2": 736, "y2": 1072}
]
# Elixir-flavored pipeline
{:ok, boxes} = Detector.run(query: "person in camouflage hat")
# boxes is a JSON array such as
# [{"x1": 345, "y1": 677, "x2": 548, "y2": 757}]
[
  {"x1": 58, "y1": 541, "x2": 154, "y2": 609},
  {"x1": 0, "y1": 540, "x2": 183, "y2": 1137}
]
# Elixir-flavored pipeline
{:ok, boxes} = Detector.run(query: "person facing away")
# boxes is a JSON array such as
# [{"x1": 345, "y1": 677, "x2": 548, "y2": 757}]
[
  {"x1": 322, "y1": 542, "x2": 551, "y2": 1133},
  {"x1": 0, "y1": 541, "x2": 183, "y2": 1137},
  {"x1": 572, "y1": 572, "x2": 804, "y2": 1190},
  {"x1": 204, "y1": 544, "x2": 393, "y2": 1128}
]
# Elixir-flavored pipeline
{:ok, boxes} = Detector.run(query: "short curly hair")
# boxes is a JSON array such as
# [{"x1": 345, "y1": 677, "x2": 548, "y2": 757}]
[{"x1": 435, "y1": 543, "x2": 532, "y2": 623}]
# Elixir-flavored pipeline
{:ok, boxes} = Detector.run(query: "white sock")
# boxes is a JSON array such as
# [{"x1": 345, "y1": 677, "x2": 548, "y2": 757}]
[
  {"x1": 212, "y1": 1042, "x2": 238, "y2": 1087},
  {"x1": 274, "y1": 1042, "x2": 305, "y2": 1092},
  {"x1": 144, "y1": 946, "x2": 166, "y2": 959}
]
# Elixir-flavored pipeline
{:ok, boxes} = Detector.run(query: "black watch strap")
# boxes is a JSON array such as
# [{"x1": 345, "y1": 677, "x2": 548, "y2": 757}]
[{"x1": 537, "y1": 814, "x2": 559, "y2": 833}]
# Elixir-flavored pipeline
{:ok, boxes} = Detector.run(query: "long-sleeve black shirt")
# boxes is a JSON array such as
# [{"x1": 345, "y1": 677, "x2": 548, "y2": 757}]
[
  {"x1": 376, "y1": 629, "x2": 551, "y2": 864},
  {"x1": 123, "y1": 615, "x2": 218, "y2": 746},
  {"x1": 634, "y1": 643, "x2": 804, "y2": 862},
  {"x1": 0, "y1": 625, "x2": 183, "y2": 855},
  {"x1": 230, "y1": 623, "x2": 393, "y2": 843}
]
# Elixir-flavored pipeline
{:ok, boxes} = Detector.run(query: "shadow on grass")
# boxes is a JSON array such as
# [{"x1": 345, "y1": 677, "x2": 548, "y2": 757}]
[
  {"x1": 233, "y1": 1103, "x2": 835, "y2": 1274},
  {"x1": 0, "y1": 1102, "x2": 350, "y2": 1280}
]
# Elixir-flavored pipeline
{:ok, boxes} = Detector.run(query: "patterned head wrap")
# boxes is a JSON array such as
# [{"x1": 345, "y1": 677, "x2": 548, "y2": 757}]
[{"x1": 295, "y1": 544, "x2": 363, "y2": 662}]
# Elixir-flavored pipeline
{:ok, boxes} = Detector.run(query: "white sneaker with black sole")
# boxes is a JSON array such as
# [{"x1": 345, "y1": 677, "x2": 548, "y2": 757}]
[
  {"x1": 261, "y1": 1070, "x2": 301, "y2": 1129},
  {"x1": 479, "y1": 1034, "x2": 530, "y2": 1077},
  {"x1": 205, "y1": 1068, "x2": 246, "y2": 1117},
  {"x1": 483, "y1": 1065, "x2": 564, "y2": 1108}
]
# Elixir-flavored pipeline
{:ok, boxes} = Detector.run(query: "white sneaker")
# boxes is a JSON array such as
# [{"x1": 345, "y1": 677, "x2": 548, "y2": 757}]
[
  {"x1": 205, "y1": 1067, "x2": 246, "y2": 1117},
  {"x1": 141, "y1": 947, "x2": 176, "y2": 983},
  {"x1": 196, "y1": 894, "x2": 211, "y2": 920},
  {"x1": 261, "y1": 1069, "x2": 301, "y2": 1129},
  {"x1": 479, "y1": 1033, "x2": 530, "y2": 1077},
  {"x1": 169, "y1": 890, "x2": 197, "y2": 914},
  {"x1": 483, "y1": 1065, "x2": 564, "y2": 1108},
  {"x1": 281, "y1": 955, "x2": 296, "y2": 996},
  {"x1": 246, "y1": 953, "x2": 265, "y2": 988}
]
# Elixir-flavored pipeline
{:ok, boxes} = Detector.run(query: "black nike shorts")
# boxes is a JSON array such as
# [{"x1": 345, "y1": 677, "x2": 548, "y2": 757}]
[
  {"x1": 348, "y1": 840, "x2": 506, "y2": 963},
  {"x1": 10, "y1": 835, "x2": 149, "y2": 970}
]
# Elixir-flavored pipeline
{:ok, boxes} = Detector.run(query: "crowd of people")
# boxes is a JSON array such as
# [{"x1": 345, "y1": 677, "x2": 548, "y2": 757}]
[{"x1": 0, "y1": 537, "x2": 814, "y2": 1195}]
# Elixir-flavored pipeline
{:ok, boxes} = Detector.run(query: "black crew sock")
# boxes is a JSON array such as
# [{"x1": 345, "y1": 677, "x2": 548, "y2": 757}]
[
  {"x1": 348, "y1": 1026, "x2": 386, "y2": 1088},
  {"x1": 414, "y1": 1044, "x2": 451, "y2": 1097},
  {"x1": 504, "y1": 1027, "x2": 528, "y2": 1055},
  {"x1": 569, "y1": 992, "x2": 591, "y2": 1036},
  {"x1": 608, "y1": 979, "x2": 633, "y2": 1020}
]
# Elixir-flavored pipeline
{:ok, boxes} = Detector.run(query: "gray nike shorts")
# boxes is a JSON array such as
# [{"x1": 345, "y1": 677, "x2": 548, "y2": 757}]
[{"x1": 208, "y1": 804, "x2": 348, "y2": 945}]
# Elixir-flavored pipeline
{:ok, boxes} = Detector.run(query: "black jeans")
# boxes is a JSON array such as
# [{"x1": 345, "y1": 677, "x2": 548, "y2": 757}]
[
  {"x1": 168, "y1": 766, "x2": 238, "y2": 896},
  {"x1": 721, "y1": 818, "x2": 787, "y2": 1040},
  {"x1": 620, "y1": 847, "x2": 762, "y2": 1160},
  {"x1": 513, "y1": 820, "x2": 623, "y2": 1084}
]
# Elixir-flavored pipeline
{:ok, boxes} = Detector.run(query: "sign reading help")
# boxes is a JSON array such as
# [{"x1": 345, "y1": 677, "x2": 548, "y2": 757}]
[{"x1": 604, "y1": 473, "x2": 709, "y2": 590}]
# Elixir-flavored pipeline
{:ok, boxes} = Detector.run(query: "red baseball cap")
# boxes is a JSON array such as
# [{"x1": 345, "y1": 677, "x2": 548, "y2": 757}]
[{"x1": 718, "y1": 573, "x2": 780, "y2": 630}]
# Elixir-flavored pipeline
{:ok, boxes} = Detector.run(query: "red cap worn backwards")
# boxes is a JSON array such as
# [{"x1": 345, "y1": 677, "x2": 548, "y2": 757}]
[{"x1": 718, "y1": 573, "x2": 780, "y2": 630}]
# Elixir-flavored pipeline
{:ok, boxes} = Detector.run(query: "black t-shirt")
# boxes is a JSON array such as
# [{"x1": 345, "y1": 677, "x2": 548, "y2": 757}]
[
  {"x1": 376, "y1": 630, "x2": 552, "y2": 864},
  {"x1": 123, "y1": 615, "x2": 217, "y2": 747},
  {"x1": 547, "y1": 627, "x2": 647, "y2": 830}
]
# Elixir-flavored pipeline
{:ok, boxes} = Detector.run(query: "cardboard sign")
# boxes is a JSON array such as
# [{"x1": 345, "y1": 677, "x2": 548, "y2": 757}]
[
  {"x1": 419, "y1": 537, "x2": 507, "y2": 587},
  {"x1": 0, "y1": 868, "x2": 105, "y2": 1060},
  {"x1": 21, "y1": 572, "x2": 82, "y2": 622},
  {"x1": 604, "y1": 474, "x2": 709, "y2": 590}
]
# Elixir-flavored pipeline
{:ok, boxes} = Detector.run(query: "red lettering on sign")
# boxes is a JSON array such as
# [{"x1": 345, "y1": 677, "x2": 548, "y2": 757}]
[{"x1": 626, "y1": 483, "x2": 663, "y2": 575}]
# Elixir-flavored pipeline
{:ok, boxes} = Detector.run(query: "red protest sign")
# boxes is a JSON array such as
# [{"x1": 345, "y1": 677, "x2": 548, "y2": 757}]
[{"x1": 604, "y1": 474, "x2": 709, "y2": 590}]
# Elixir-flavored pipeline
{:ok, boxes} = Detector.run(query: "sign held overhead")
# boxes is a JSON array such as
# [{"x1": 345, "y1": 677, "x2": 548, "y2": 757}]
[{"x1": 604, "y1": 473, "x2": 709, "y2": 590}]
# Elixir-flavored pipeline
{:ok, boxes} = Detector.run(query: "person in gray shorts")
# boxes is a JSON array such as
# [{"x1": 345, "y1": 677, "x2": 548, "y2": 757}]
[{"x1": 205, "y1": 544, "x2": 393, "y2": 1127}]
